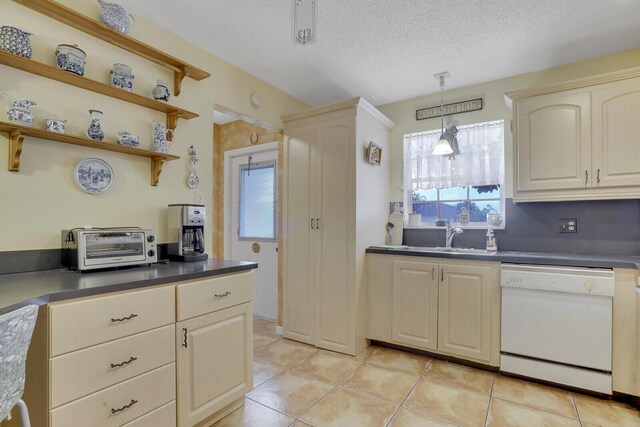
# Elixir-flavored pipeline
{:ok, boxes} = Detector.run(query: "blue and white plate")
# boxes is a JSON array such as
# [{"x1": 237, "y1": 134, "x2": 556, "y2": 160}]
[{"x1": 74, "y1": 158, "x2": 114, "y2": 194}]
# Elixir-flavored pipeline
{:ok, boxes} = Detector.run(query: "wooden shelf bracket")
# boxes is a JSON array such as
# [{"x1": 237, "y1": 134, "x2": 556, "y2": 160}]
[
  {"x1": 8, "y1": 129, "x2": 24, "y2": 172},
  {"x1": 174, "y1": 68, "x2": 187, "y2": 97},
  {"x1": 167, "y1": 111, "x2": 181, "y2": 141},
  {"x1": 151, "y1": 158, "x2": 165, "y2": 186}
]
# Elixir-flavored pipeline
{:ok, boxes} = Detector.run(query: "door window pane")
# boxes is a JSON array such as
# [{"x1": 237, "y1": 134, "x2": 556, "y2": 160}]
[{"x1": 239, "y1": 162, "x2": 276, "y2": 240}]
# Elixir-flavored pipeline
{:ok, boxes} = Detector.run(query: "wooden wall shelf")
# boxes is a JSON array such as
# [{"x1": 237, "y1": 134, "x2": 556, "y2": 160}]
[
  {"x1": 0, "y1": 121, "x2": 179, "y2": 186},
  {"x1": 11, "y1": 0, "x2": 211, "y2": 96},
  {"x1": 0, "y1": 51, "x2": 198, "y2": 139}
]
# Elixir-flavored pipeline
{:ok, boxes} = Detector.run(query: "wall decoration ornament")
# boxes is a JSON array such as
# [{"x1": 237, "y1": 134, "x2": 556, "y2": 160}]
[
  {"x1": 367, "y1": 141, "x2": 382, "y2": 166},
  {"x1": 74, "y1": 157, "x2": 113, "y2": 194},
  {"x1": 187, "y1": 145, "x2": 199, "y2": 189},
  {"x1": 416, "y1": 98, "x2": 483, "y2": 121}
]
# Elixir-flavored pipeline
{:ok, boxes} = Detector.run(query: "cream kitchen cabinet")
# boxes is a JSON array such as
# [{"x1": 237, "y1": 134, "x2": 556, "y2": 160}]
[
  {"x1": 612, "y1": 268, "x2": 640, "y2": 397},
  {"x1": 282, "y1": 97, "x2": 394, "y2": 356},
  {"x1": 508, "y1": 71, "x2": 640, "y2": 202},
  {"x1": 176, "y1": 272, "x2": 254, "y2": 427},
  {"x1": 367, "y1": 254, "x2": 501, "y2": 366}
]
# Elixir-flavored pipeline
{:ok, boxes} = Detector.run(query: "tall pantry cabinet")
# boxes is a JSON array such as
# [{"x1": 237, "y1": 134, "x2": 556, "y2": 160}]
[{"x1": 282, "y1": 97, "x2": 394, "y2": 356}]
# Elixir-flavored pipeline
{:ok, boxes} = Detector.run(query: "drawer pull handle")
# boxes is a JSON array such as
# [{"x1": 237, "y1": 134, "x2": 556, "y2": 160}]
[
  {"x1": 111, "y1": 399, "x2": 138, "y2": 414},
  {"x1": 214, "y1": 291, "x2": 231, "y2": 298},
  {"x1": 111, "y1": 313, "x2": 138, "y2": 322},
  {"x1": 110, "y1": 356, "x2": 138, "y2": 369}
]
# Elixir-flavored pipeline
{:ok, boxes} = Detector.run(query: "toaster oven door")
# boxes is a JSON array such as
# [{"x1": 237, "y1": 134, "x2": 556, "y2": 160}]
[{"x1": 82, "y1": 231, "x2": 147, "y2": 267}]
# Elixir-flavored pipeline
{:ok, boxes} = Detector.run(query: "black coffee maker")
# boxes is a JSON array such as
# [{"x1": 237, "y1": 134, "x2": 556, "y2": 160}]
[{"x1": 168, "y1": 204, "x2": 208, "y2": 261}]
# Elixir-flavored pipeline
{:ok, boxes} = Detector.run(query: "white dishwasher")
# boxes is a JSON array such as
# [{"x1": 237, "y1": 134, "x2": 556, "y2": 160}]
[{"x1": 501, "y1": 264, "x2": 614, "y2": 394}]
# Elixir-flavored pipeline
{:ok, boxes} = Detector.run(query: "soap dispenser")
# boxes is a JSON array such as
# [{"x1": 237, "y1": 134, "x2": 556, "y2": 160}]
[{"x1": 486, "y1": 228, "x2": 497, "y2": 251}]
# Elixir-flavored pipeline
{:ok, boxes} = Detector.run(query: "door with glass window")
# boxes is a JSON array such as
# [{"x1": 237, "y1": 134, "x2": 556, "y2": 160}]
[{"x1": 230, "y1": 149, "x2": 278, "y2": 320}]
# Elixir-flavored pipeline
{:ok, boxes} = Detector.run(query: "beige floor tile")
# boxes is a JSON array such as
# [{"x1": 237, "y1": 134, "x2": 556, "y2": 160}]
[
  {"x1": 573, "y1": 394, "x2": 640, "y2": 426},
  {"x1": 403, "y1": 378, "x2": 490, "y2": 427},
  {"x1": 341, "y1": 363, "x2": 420, "y2": 405},
  {"x1": 254, "y1": 339, "x2": 318, "y2": 369},
  {"x1": 213, "y1": 398, "x2": 294, "y2": 427},
  {"x1": 299, "y1": 387, "x2": 397, "y2": 427},
  {"x1": 366, "y1": 347, "x2": 432, "y2": 376},
  {"x1": 389, "y1": 408, "x2": 458, "y2": 426},
  {"x1": 254, "y1": 318, "x2": 280, "y2": 339},
  {"x1": 354, "y1": 345, "x2": 381, "y2": 361},
  {"x1": 486, "y1": 398, "x2": 580, "y2": 427},
  {"x1": 253, "y1": 359, "x2": 282, "y2": 388},
  {"x1": 246, "y1": 371, "x2": 333, "y2": 418},
  {"x1": 289, "y1": 351, "x2": 362, "y2": 385},
  {"x1": 254, "y1": 334, "x2": 279, "y2": 349},
  {"x1": 492, "y1": 376, "x2": 577, "y2": 419},
  {"x1": 423, "y1": 361, "x2": 494, "y2": 395}
]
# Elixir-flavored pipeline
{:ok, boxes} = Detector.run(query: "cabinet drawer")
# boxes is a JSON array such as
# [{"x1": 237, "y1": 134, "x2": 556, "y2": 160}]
[
  {"x1": 50, "y1": 325, "x2": 175, "y2": 408},
  {"x1": 177, "y1": 272, "x2": 253, "y2": 321},
  {"x1": 122, "y1": 401, "x2": 176, "y2": 427},
  {"x1": 50, "y1": 363, "x2": 175, "y2": 427},
  {"x1": 49, "y1": 285, "x2": 175, "y2": 356}
]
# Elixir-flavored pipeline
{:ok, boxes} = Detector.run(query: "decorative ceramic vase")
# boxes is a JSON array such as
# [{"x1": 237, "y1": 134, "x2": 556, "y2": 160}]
[
  {"x1": 110, "y1": 63, "x2": 134, "y2": 91},
  {"x1": 117, "y1": 131, "x2": 140, "y2": 147},
  {"x1": 152, "y1": 121, "x2": 173, "y2": 153},
  {"x1": 46, "y1": 118, "x2": 67, "y2": 133},
  {"x1": 2, "y1": 94, "x2": 36, "y2": 126},
  {"x1": 87, "y1": 109, "x2": 104, "y2": 141},
  {"x1": 97, "y1": 0, "x2": 135, "y2": 34},
  {"x1": 55, "y1": 44, "x2": 86, "y2": 76},
  {"x1": 0, "y1": 26, "x2": 32, "y2": 58},
  {"x1": 152, "y1": 79, "x2": 170, "y2": 102}
]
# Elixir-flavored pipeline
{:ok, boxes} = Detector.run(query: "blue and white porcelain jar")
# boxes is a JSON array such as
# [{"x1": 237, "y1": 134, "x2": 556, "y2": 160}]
[
  {"x1": 55, "y1": 44, "x2": 86, "y2": 76},
  {"x1": 152, "y1": 79, "x2": 170, "y2": 102},
  {"x1": 98, "y1": 0, "x2": 135, "y2": 34},
  {"x1": 110, "y1": 63, "x2": 134, "y2": 91},
  {"x1": 87, "y1": 109, "x2": 104, "y2": 141},
  {"x1": 0, "y1": 26, "x2": 32, "y2": 58}
]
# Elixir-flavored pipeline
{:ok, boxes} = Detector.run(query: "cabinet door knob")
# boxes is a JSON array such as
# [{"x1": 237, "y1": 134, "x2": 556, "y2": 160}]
[
  {"x1": 110, "y1": 356, "x2": 138, "y2": 369},
  {"x1": 111, "y1": 399, "x2": 138, "y2": 414},
  {"x1": 111, "y1": 313, "x2": 138, "y2": 322}
]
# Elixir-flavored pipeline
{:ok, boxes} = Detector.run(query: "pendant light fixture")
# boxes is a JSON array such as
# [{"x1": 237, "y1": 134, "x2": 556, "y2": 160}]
[
  {"x1": 293, "y1": 0, "x2": 317, "y2": 46},
  {"x1": 432, "y1": 72, "x2": 453, "y2": 155}
]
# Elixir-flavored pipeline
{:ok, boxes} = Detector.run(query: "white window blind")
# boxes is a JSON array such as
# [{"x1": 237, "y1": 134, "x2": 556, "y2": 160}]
[{"x1": 404, "y1": 120, "x2": 504, "y2": 190}]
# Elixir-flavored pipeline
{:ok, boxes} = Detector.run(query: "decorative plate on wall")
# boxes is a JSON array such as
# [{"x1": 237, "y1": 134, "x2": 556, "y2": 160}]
[{"x1": 74, "y1": 158, "x2": 114, "y2": 194}]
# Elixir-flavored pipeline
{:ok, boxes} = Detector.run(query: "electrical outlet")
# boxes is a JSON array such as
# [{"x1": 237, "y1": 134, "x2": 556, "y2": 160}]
[{"x1": 559, "y1": 218, "x2": 577, "y2": 233}]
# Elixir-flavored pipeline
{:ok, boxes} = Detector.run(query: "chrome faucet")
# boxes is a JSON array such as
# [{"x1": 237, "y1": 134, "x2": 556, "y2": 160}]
[{"x1": 445, "y1": 220, "x2": 463, "y2": 248}]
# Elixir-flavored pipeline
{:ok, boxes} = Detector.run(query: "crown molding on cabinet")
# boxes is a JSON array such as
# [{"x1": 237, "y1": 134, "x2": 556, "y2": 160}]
[{"x1": 282, "y1": 97, "x2": 395, "y2": 129}]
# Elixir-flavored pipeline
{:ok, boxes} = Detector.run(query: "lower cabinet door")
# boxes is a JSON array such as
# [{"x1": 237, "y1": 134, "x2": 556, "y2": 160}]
[
  {"x1": 391, "y1": 260, "x2": 439, "y2": 351},
  {"x1": 176, "y1": 302, "x2": 253, "y2": 427},
  {"x1": 438, "y1": 263, "x2": 496, "y2": 364}
]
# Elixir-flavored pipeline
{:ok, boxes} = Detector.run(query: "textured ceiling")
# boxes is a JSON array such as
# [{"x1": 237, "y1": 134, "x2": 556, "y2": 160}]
[{"x1": 118, "y1": 0, "x2": 640, "y2": 107}]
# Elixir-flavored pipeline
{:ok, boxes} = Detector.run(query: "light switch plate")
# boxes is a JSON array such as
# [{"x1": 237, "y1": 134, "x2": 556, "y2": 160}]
[{"x1": 559, "y1": 218, "x2": 577, "y2": 233}]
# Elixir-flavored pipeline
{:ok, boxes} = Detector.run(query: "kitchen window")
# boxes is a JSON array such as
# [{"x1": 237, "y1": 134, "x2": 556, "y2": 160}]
[
  {"x1": 403, "y1": 120, "x2": 505, "y2": 228},
  {"x1": 238, "y1": 161, "x2": 277, "y2": 240}
]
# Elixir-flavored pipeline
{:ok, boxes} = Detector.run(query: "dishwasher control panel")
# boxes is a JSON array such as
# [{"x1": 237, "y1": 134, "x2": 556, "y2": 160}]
[{"x1": 501, "y1": 264, "x2": 614, "y2": 297}]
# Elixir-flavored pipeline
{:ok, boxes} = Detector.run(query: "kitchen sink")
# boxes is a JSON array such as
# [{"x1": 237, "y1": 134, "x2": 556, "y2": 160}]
[{"x1": 401, "y1": 246, "x2": 497, "y2": 256}]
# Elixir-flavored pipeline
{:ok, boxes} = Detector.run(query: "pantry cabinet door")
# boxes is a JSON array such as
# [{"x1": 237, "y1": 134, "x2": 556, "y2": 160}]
[
  {"x1": 283, "y1": 128, "x2": 317, "y2": 345},
  {"x1": 438, "y1": 263, "x2": 495, "y2": 364},
  {"x1": 315, "y1": 117, "x2": 355, "y2": 354},
  {"x1": 592, "y1": 79, "x2": 640, "y2": 189},
  {"x1": 515, "y1": 91, "x2": 591, "y2": 192},
  {"x1": 392, "y1": 260, "x2": 439, "y2": 351}
]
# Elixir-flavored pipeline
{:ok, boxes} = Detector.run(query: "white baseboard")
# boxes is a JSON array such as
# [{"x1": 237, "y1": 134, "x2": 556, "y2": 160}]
[{"x1": 276, "y1": 325, "x2": 284, "y2": 336}]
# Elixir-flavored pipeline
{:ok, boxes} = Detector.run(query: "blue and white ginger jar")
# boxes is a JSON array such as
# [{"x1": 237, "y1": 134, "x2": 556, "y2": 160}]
[{"x1": 0, "y1": 26, "x2": 32, "y2": 58}]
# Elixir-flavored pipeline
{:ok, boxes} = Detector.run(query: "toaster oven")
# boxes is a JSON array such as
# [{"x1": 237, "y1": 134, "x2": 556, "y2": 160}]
[{"x1": 62, "y1": 228, "x2": 157, "y2": 271}]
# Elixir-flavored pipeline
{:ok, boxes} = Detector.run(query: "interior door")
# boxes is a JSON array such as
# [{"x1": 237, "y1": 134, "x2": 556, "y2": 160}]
[{"x1": 230, "y1": 148, "x2": 278, "y2": 320}]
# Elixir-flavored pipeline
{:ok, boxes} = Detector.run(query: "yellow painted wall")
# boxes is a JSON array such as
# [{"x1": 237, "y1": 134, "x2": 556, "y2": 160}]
[
  {"x1": 378, "y1": 48, "x2": 640, "y2": 201},
  {"x1": 0, "y1": 0, "x2": 308, "y2": 251}
]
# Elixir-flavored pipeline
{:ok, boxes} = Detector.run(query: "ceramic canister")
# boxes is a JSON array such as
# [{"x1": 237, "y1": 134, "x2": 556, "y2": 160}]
[
  {"x1": 0, "y1": 26, "x2": 32, "y2": 58},
  {"x1": 46, "y1": 119, "x2": 67, "y2": 133},
  {"x1": 55, "y1": 44, "x2": 86, "y2": 76},
  {"x1": 111, "y1": 63, "x2": 134, "y2": 91}
]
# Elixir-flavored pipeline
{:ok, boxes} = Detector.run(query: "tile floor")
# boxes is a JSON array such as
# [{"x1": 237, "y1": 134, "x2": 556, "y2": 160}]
[{"x1": 213, "y1": 318, "x2": 640, "y2": 427}]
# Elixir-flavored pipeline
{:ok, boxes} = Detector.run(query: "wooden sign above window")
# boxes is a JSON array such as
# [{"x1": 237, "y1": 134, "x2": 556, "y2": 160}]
[{"x1": 416, "y1": 98, "x2": 483, "y2": 121}]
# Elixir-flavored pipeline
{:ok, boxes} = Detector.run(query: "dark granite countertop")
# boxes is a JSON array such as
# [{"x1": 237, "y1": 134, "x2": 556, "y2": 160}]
[
  {"x1": 366, "y1": 246, "x2": 640, "y2": 270},
  {"x1": 0, "y1": 259, "x2": 258, "y2": 315}
]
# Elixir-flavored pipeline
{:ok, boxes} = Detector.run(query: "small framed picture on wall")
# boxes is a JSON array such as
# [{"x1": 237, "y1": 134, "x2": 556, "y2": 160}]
[{"x1": 367, "y1": 141, "x2": 382, "y2": 166}]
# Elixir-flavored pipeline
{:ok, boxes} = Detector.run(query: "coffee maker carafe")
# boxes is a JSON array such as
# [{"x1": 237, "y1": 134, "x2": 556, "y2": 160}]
[{"x1": 168, "y1": 204, "x2": 208, "y2": 261}]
